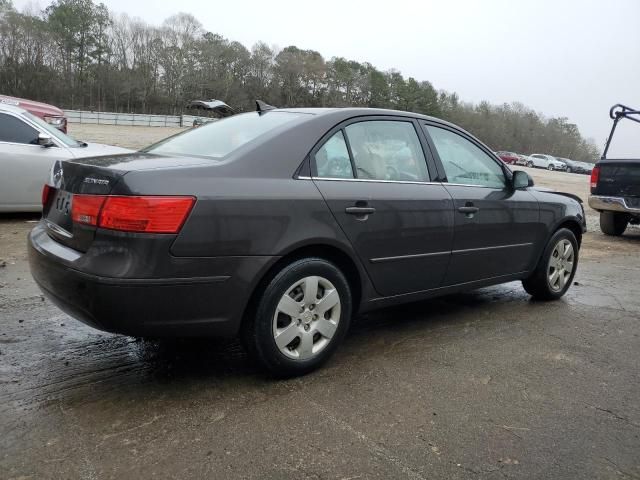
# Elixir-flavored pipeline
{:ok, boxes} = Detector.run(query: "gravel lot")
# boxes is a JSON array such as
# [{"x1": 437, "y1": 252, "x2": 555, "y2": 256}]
[
  {"x1": 1, "y1": 125, "x2": 638, "y2": 479},
  {"x1": 69, "y1": 123, "x2": 187, "y2": 150}
]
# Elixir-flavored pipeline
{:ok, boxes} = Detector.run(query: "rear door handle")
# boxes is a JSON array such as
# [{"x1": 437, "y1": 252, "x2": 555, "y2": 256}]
[{"x1": 345, "y1": 207, "x2": 376, "y2": 215}]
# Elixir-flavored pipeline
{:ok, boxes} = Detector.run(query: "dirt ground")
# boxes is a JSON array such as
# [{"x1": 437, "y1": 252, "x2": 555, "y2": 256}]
[
  {"x1": 69, "y1": 123, "x2": 187, "y2": 150},
  {"x1": 1, "y1": 125, "x2": 638, "y2": 479}
]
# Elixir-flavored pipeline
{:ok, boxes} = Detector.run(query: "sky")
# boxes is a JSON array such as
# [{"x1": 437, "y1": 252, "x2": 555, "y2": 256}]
[{"x1": 15, "y1": 0, "x2": 640, "y2": 157}]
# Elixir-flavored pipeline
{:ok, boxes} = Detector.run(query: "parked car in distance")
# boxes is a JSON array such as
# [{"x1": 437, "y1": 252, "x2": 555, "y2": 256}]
[
  {"x1": 579, "y1": 162, "x2": 594, "y2": 174},
  {"x1": 527, "y1": 154, "x2": 567, "y2": 171},
  {"x1": 188, "y1": 99, "x2": 235, "y2": 127},
  {"x1": 1, "y1": 94, "x2": 68, "y2": 133},
  {"x1": 0, "y1": 103, "x2": 131, "y2": 212},
  {"x1": 555, "y1": 157, "x2": 590, "y2": 174},
  {"x1": 495, "y1": 151, "x2": 519, "y2": 165},
  {"x1": 29, "y1": 105, "x2": 587, "y2": 376}
]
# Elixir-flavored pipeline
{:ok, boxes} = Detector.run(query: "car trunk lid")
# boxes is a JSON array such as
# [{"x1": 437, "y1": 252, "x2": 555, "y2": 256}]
[{"x1": 43, "y1": 153, "x2": 207, "y2": 252}]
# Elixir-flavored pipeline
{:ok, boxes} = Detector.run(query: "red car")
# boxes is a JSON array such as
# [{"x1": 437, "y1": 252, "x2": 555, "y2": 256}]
[
  {"x1": 0, "y1": 95, "x2": 67, "y2": 133},
  {"x1": 494, "y1": 151, "x2": 519, "y2": 165}
]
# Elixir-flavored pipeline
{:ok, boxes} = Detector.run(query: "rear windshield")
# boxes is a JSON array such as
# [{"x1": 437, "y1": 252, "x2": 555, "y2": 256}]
[{"x1": 145, "y1": 111, "x2": 304, "y2": 159}]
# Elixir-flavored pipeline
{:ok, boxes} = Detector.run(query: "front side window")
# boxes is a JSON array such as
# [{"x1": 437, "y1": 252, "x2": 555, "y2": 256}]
[
  {"x1": 425, "y1": 125, "x2": 506, "y2": 189},
  {"x1": 0, "y1": 113, "x2": 39, "y2": 144},
  {"x1": 344, "y1": 121, "x2": 429, "y2": 181},
  {"x1": 314, "y1": 130, "x2": 354, "y2": 179}
]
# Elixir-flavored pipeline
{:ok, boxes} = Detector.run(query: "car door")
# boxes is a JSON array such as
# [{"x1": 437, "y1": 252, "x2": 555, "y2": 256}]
[
  {"x1": 422, "y1": 123, "x2": 543, "y2": 286},
  {"x1": 0, "y1": 112, "x2": 68, "y2": 210},
  {"x1": 311, "y1": 117, "x2": 454, "y2": 296}
]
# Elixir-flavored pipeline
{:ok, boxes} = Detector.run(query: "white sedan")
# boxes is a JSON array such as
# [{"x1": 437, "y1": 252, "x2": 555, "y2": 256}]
[
  {"x1": 0, "y1": 103, "x2": 131, "y2": 212},
  {"x1": 526, "y1": 154, "x2": 567, "y2": 171}
]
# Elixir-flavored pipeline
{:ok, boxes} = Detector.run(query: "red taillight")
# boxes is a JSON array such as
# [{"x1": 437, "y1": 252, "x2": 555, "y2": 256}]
[
  {"x1": 72, "y1": 194, "x2": 107, "y2": 226},
  {"x1": 590, "y1": 166, "x2": 600, "y2": 191},
  {"x1": 71, "y1": 195, "x2": 195, "y2": 233},
  {"x1": 41, "y1": 184, "x2": 54, "y2": 206},
  {"x1": 99, "y1": 196, "x2": 195, "y2": 233}
]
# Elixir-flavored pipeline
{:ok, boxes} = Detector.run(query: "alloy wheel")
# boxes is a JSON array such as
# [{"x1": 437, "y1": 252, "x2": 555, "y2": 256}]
[
  {"x1": 272, "y1": 276, "x2": 341, "y2": 360},
  {"x1": 547, "y1": 239, "x2": 574, "y2": 292}
]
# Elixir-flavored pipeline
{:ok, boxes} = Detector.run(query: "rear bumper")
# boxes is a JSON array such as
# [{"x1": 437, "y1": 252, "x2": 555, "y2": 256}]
[
  {"x1": 588, "y1": 195, "x2": 640, "y2": 215},
  {"x1": 28, "y1": 225, "x2": 275, "y2": 337}
]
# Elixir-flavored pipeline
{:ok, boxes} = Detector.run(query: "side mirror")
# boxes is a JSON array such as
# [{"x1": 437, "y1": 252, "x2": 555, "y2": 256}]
[
  {"x1": 512, "y1": 170, "x2": 533, "y2": 189},
  {"x1": 37, "y1": 133, "x2": 54, "y2": 147}
]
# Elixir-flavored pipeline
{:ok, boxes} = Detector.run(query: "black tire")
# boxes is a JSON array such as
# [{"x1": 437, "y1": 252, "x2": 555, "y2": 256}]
[
  {"x1": 243, "y1": 258, "x2": 352, "y2": 377},
  {"x1": 566, "y1": 167, "x2": 572, "y2": 173},
  {"x1": 522, "y1": 228, "x2": 579, "y2": 301},
  {"x1": 600, "y1": 211, "x2": 629, "y2": 236},
  {"x1": 548, "y1": 164, "x2": 554, "y2": 171},
  {"x1": 527, "y1": 161, "x2": 534, "y2": 168}
]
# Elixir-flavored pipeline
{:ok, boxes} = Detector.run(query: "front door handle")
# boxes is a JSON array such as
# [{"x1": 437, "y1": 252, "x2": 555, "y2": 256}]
[
  {"x1": 458, "y1": 203, "x2": 479, "y2": 218},
  {"x1": 345, "y1": 206, "x2": 376, "y2": 215},
  {"x1": 457, "y1": 206, "x2": 479, "y2": 214}
]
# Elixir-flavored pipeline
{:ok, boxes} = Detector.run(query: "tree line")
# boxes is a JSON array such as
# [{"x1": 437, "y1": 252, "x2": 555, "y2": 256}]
[{"x1": 0, "y1": 0, "x2": 600, "y2": 161}]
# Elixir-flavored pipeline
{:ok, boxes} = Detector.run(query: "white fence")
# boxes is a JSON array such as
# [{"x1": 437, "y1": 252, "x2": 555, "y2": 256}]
[{"x1": 64, "y1": 110, "x2": 200, "y2": 127}]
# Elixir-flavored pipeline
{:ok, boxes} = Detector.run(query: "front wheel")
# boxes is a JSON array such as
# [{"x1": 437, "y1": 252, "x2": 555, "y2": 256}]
[
  {"x1": 527, "y1": 161, "x2": 534, "y2": 168},
  {"x1": 523, "y1": 228, "x2": 578, "y2": 300},
  {"x1": 600, "y1": 211, "x2": 629, "y2": 236},
  {"x1": 566, "y1": 167, "x2": 572, "y2": 173},
  {"x1": 548, "y1": 164, "x2": 554, "y2": 171},
  {"x1": 243, "y1": 258, "x2": 352, "y2": 377}
]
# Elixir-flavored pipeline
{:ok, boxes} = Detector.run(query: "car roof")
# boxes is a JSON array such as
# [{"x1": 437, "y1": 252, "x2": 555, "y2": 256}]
[
  {"x1": 273, "y1": 106, "x2": 466, "y2": 133},
  {"x1": 0, "y1": 95, "x2": 64, "y2": 117},
  {"x1": 0, "y1": 102, "x2": 28, "y2": 115}
]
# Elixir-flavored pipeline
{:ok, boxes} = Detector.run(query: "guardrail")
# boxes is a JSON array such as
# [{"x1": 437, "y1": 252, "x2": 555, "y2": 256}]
[{"x1": 64, "y1": 110, "x2": 200, "y2": 127}]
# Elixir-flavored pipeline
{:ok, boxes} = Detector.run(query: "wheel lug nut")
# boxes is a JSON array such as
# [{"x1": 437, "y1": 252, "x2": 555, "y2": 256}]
[
  {"x1": 313, "y1": 314, "x2": 318, "y2": 320},
  {"x1": 299, "y1": 306, "x2": 305, "y2": 313},
  {"x1": 304, "y1": 325, "x2": 310, "y2": 331},
  {"x1": 309, "y1": 304, "x2": 315, "y2": 310}
]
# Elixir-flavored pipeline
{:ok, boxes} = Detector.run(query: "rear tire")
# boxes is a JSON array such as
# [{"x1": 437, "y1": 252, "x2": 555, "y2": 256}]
[
  {"x1": 600, "y1": 211, "x2": 629, "y2": 236},
  {"x1": 523, "y1": 228, "x2": 578, "y2": 301},
  {"x1": 243, "y1": 258, "x2": 352, "y2": 377},
  {"x1": 566, "y1": 167, "x2": 572, "y2": 173},
  {"x1": 548, "y1": 164, "x2": 554, "y2": 171},
  {"x1": 527, "y1": 161, "x2": 534, "y2": 168}
]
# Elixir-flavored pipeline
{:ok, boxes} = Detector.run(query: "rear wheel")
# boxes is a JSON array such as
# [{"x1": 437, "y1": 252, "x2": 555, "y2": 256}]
[
  {"x1": 600, "y1": 211, "x2": 629, "y2": 236},
  {"x1": 566, "y1": 167, "x2": 572, "y2": 173},
  {"x1": 548, "y1": 164, "x2": 554, "y2": 171},
  {"x1": 243, "y1": 258, "x2": 352, "y2": 377},
  {"x1": 527, "y1": 161, "x2": 534, "y2": 167},
  {"x1": 523, "y1": 228, "x2": 578, "y2": 300}
]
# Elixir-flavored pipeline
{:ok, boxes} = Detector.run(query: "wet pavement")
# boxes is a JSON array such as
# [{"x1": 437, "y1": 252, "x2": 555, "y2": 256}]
[
  {"x1": 1, "y1": 215, "x2": 639, "y2": 479},
  {"x1": 1, "y1": 157, "x2": 640, "y2": 478}
]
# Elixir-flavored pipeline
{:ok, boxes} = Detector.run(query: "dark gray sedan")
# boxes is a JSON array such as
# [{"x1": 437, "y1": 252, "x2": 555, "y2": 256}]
[{"x1": 29, "y1": 106, "x2": 586, "y2": 376}]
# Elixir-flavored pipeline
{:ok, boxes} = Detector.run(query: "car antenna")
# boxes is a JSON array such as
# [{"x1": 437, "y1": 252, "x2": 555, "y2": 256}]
[{"x1": 256, "y1": 100, "x2": 276, "y2": 114}]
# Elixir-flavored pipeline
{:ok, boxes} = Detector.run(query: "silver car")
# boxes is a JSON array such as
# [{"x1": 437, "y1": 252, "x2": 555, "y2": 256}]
[
  {"x1": 527, "y1": 154, "x2": 567, "y2": 171},
  {"x1": 0, "y1": 103, "x2": 131, "y2": 212}
]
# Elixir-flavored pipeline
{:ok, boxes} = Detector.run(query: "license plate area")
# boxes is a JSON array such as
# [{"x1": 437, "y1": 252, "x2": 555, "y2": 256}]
[{"x1": 46, "y1": 190, "x2": 74, "y2": 235}]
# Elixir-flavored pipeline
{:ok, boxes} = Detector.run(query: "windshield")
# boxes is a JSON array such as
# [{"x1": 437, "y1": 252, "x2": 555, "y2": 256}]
[
  {"x1": 23, "y1": 111, "x2": 80, "y2": 148},
  {"x1": 145, "y1": 111, "x2": 304, "y2": 159}
]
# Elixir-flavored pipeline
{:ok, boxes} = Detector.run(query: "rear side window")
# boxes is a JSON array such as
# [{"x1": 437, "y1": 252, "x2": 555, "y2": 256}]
[
  {"x1": 0, "y1": 113, "x2": 38, "y2": 144},
  {"x1": 315, "y1": 131, "x2": 354, "y2": 179},
  {"x1": 344, "y1": 121, "x2": 429, "y2": 181},
  {"x1": 146, "y1": 111, "x2": 304, "y2": 159},
  {"x1": 426, "y1": 125, "x2": 505, "y2": 189}
]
